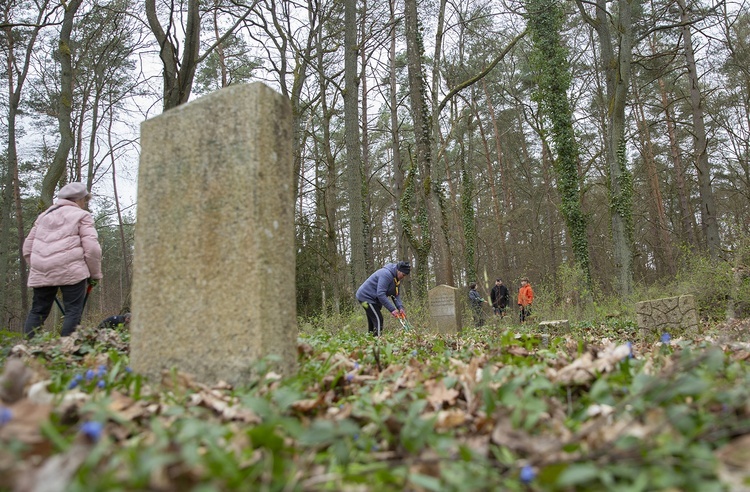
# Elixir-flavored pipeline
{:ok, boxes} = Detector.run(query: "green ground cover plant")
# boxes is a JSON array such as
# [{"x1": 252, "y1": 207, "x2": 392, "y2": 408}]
[{"x1": 2, "y1": 315, "x2": 750, "y2": 491}]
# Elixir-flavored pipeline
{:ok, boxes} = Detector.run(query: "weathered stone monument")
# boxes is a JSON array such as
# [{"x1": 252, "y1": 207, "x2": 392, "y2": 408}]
[
  {"x1": 428, "y1": 285, "x2": 463, "y2": 334},
  {"x1": 635, "y1": 294, "x2": 699, "y2": 339},
  {"x1": 130, "y1": 83, "x2": 298, "y2": 385},
  {"x1": 538, "y1": 320, "x2": 570, "y2": 331}
]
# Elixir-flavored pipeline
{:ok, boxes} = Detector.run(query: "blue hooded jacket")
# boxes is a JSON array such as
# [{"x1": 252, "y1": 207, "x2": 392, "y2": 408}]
[{"x1": 355, "y1": 263, "x2": 404, "y2": 313}]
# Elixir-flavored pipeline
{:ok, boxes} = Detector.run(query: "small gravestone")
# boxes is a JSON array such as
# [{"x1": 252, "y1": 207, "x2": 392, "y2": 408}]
[
  {"x1": 130, "y1": 83, "x2": 298, "y2": 385},
  {"x1": 635, "y1": 294, "x2": 699, "y2": 339},
  {"x1": 428, "y1": 285, "x2": 463, "y2": 334},
  {"x1": 538, "y1": 320, "x2": 569, "y2": 348},
  {"x1": 539, "y1": 320, "x2": 570, "y2": 331}
]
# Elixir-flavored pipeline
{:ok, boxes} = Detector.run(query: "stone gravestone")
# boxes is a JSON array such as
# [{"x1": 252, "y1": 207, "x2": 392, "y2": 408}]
[
  {"x1": 635, "y1": 294, "x2": 699, "y2": 339},
  {"x1": 130, "y1": 83, "x2": 298, "y2": 385},
  {"x1": 428, "y1": 285, "x2": 463, "y2": 334},
  {"x1": 538, "y1": 320, "x2": 570, "y2": 348}
]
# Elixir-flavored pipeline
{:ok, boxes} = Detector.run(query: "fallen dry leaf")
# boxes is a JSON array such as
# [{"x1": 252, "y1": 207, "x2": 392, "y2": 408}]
[
  {"x1": 425, "y1": 380, "x2": 460, "y2": 411},
  {"x1": 0, "y1": 399, "x2": 53, "y2": 447},
  {"x1": 14, "y1": 441, "x2": 94, "y2": 492}
]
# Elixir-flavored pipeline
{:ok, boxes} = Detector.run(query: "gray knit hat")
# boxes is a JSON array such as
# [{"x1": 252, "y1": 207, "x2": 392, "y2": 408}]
[{"x1": 57, "y1": 182, "x2": 91, "y2": 200}]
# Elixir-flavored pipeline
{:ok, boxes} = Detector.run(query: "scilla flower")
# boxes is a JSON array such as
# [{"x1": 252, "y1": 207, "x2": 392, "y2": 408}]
[
  {"x1": 0, "y1": 407, "x2": 12, "y2": 426},
  {"x1": 520, "y1": 465, "x2": 536, "y2": 484},
  {"x1": 80, "y1": 421, "x2": 104, "y2": 442}
]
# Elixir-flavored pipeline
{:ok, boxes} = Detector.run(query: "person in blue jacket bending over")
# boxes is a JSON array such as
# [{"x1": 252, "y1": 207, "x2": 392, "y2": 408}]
[{"x1": 356, "y1": 261, "x2": 411, "y2": 336}]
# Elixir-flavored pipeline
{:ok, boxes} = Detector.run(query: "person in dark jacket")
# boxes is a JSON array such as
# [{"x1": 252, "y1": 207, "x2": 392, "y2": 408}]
[
  {"x1": 98, "y1": 313, "x2": 131, "y2": 329},
  {"x1": 468, "y1": 282, "x2": 487, "y2": 327},
  {"x1": 490, "y1": 278, "x2": 510, "y2": 317},
  {"x1": 356, "y1": 261, "x2": 410, "y2": 336}
]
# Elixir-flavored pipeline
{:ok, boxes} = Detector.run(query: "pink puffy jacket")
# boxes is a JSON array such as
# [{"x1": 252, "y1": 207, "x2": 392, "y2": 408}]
[{"x1": 23, "y1": 199, "x2": 103, "y2": 288}]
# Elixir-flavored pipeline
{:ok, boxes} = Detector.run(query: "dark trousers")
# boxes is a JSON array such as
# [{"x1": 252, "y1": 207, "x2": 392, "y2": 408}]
[
  {"x1": 519, "y1": 305, "x2": 531, "y2": 323},
  {"x1": 24, "y1": 279, "x2": 87, "y2": 338},
  {"x1": 472, "y1": 306, "x2": 485, "y2": 327},
  {"x1": 361, "y1": 302, "x2": 384, "y2": 337}
]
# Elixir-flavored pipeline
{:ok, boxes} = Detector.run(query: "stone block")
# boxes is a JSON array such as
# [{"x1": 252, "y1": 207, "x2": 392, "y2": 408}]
[
  {"x1": 636, "y1": 294, "x2": 699, "y2": 339},
  {"x1": 428, "y1": 285, "x2": 463, "y2": 334},
  {"x1": 130, "y1": 83, "x2": 298, "y2": 385}
]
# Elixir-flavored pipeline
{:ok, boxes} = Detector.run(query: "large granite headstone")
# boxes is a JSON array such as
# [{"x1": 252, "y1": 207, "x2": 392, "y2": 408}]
[
  {"x1": 130, "y1": 83, "x2": 298, "y2": 385},
  {"x1": 428, "y1": 285, "x2": 463, "y2": 334},
  {"x1": 635, "y1": 294, "x2": 699, "y2": 339}
]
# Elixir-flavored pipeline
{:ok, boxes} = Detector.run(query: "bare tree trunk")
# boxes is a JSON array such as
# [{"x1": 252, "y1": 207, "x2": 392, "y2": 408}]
[
  {"x1": 145, "y1": 0, "x2": 200, "y2": 110},
  {"x1": 389, "y1": 0, "x2": 408, "y2": 263},
  {"x1": 107, "y1": 99, "x2": 131, "y2": 311},
  {"x1": 359, "y1": 0, "x2": 373, "y2": 273},
  {"x1": 0, "y1": 1, "x2": 50, "y2": 327},
  {"x1": 345, "y1": 0, "x2": 367, "y2": 290},
  {"x1": 677, "y1": 0, "x2": 721, "y2": 258},
  {"x1": 576, "y1": 0, "x2": 635, "y2": 296},
  {"x1": 633, "y1": 81, "x2": 676, "y2": 276},
  {"x1": 656, "y1": 75, "x2": 698, "y2": 248},
  {"x1": 40, "y1": 0, "x2": 83, "y2": 208},
  {"x1": 213, "y1": 0, "x2": 228, "y2": 88},
  {"x1": 479, "y1": 79, "x2": 510, "y2": 275}
]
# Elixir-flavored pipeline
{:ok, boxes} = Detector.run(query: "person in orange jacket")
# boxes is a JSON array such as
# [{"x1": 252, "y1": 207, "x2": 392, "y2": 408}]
[{"x1": 517, "y1": 277, "x2": 534, "y2": 323}]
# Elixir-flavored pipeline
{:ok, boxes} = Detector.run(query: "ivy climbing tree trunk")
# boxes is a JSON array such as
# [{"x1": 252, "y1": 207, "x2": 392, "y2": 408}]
[
  {"x1": 461, "y1": 108, "x2": 477, "y2": 283},
  {"x1": 576, "y1": 0, "x2": 635, "y2": 296},
  {"x1": 526, "y1": 0, "x2": 592, "y2": 289},
  {"x1": 403, "y1": 0, "x2": 454, "y2": 288}
]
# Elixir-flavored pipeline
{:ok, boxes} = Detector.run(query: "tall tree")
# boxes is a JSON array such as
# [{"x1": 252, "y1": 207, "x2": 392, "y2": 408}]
[
  {"x1": 345, "y1": 0, "x2": 367, "y2": 289},
  {"x1": 403, "y1": 0, "x2": 453, "y2": 287},
  {"x1": 526, "y1": 0, "x2": 592, "y2": 288},
  {"x1": 40, "y1": 0, "x2": 82, "y2": 208},
  {"x1": 144, "y1": 0, "x2": 199, "y2": 110},
  {"x1": 576, "y1": 0, "x2": 636, "y2": 296},
  {"x1": 145, "y1": 0, "x2": 253, "y2": 110},
  {"x1": 676, "y1": 0, "x2": 721, "y2": 258},
  {"x1": 0, "y1": 0, "x2": 55, "y2": 322}
]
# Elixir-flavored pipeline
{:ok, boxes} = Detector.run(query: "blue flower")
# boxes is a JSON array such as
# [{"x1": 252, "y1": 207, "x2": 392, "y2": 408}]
[
  {"x1": 80, "y1": 421, "x2": 103, "y2": 442},
  {"x1": 85, "y1": 369, "x2": 96, "y2": 381},
  {"x1": 97, "y1": 365, "x2": 107, "y2": 377},
  {"x1": 346, "y1": 373, "x2": 354, "y2": 382},
  {"x1": 627, "y1": 341, "x2": 633, "y2": 359},
  {"x1": 68, "y1": 379, "x2": 79, "y2": 389},
  {"x1": 520, "y1": 465, "x2": 536, "y2": 483},
  {"x1": 0, "y1": 407, "x2": 12, "y2": 426},
  {"x1": 353, "y1": 362, "x2": 360, "y2": 370},
  {"x1": 661, "y1": 332, "x2": 671, "y2": 343},
  {"x1": 125, "y1": 366, "x2": 133, "y2": 373},
  {"x1": 97, "y1": 380, "x2": 106, "y2": 389}
]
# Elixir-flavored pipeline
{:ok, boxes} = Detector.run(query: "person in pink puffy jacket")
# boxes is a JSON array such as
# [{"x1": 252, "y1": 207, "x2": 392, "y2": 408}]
[{"x1": 23, "y1": 182, "x2": 102, "y2": 338}]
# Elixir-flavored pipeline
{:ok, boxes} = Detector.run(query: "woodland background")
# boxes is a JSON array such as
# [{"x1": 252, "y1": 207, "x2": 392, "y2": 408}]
[{"x1": 1, "y1": 0, "x2": 750, "y2": 332}]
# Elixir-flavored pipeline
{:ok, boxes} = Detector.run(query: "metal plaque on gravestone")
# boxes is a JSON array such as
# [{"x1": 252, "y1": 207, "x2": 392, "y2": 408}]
[
  {"x1": 428, "y1": 285, "x2": 463, "y2": 334},
  {"x1": 130, "y1": 83, "x2": 298, "y2": 386}
]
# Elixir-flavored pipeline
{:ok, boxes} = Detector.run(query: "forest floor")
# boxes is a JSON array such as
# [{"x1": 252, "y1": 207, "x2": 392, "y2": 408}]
[{"x1": 2, "y1": 316, "x2": 750, "y2": 491}]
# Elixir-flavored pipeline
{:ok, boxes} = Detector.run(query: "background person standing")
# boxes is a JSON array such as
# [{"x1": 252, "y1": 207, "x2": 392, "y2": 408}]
[
  {"x1": 490, "y1": 278, "x2": 510, "y2": 317},
  {"x1": 23, "y1": 183, "x2": 102, "y2": 338},
  {"x1": 468, "y1": 282, "x2": 487, "y2": 327},
  {"x1": 517, "y1": 277, "x2": 534, "y2": 323}
]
